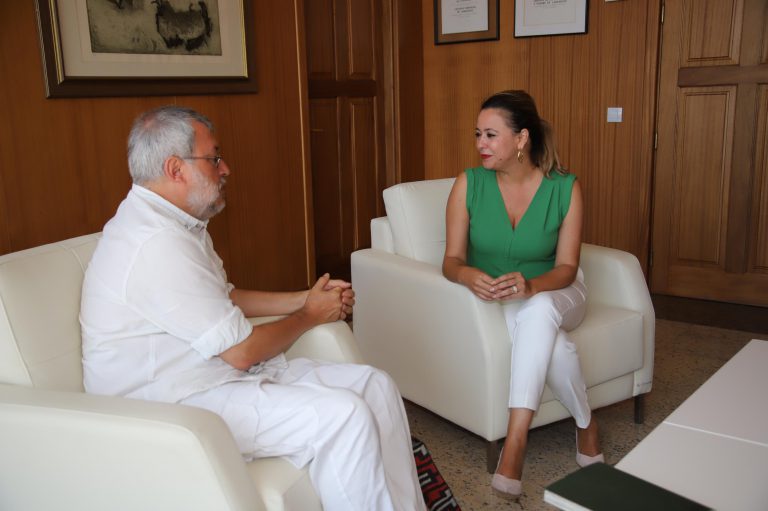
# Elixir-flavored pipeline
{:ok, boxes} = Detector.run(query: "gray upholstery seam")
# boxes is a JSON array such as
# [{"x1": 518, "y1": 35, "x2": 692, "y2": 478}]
[{"x1": 0, "y1": 299, "x2": 34, "y2": 384}]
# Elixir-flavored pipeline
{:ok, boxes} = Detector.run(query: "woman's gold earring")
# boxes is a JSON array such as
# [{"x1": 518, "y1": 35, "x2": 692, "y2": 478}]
[{"x1": 517, "y1": 150, "x2": 523, "y2": 163}]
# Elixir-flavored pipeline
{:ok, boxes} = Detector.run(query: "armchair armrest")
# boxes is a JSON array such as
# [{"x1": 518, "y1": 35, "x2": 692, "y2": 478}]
[
  {"x1": 248, "y1": 317, "x2": 363, "y2": 364},
  {"x1": 0, "y1": 383, "x2": 262, "y2": 511},
  {"x1": 351, "y1": 248, "x2": 512, "y2": 440},
  {"x1": 581, "y1": 243, "x2": 655, "y2": 395}
]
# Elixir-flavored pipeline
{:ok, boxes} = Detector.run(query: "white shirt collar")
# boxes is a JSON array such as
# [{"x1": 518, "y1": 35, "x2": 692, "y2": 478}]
[{"x1": 130, "y1": 183, "x2": 208, "y2": 232}]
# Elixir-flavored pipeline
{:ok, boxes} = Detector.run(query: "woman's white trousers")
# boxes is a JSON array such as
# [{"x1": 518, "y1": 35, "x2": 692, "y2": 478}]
[{"x1": 501, "y1": 270, "x2": 591, "y2": 427}]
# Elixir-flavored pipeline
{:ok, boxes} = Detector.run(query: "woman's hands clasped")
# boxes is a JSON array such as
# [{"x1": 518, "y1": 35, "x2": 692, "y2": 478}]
[{"x1": 460, "y1": 267, "x2": 530, "y2": 301}]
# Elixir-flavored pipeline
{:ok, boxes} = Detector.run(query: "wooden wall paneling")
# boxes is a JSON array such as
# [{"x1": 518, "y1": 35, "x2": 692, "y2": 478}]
[
  {"x1": 305, "y1": 0, "x2": 386, "y2": 280},
  {"x1": 723, "y1": 0, "x2": 766, "y2": 274},
  {"x1": 651, "y1": 0, "x2": 683, "y2": 291},
  {"x1": 565, "y1": 16, "x2": 595, "y2": 245},
  {"x1": 305, "y1": 0, "x2": 336, "y2": 79},
  {"x1": 390, "y1": 0, "x2": 424, "y2": 185},
  {"x1": 73, "y1": 99, "x2": 165, "y2": 242},
  {"x1": 212, "y1": 0, "x2": 313, "y2": 292},
  {"x1": 638, "y1": 0, "x2": 663, "y2": 272},
  {"x1": 672, "y1": 87, "x2": 735, "y2": 265},
  {"x1": 294, "y1": 0, "x2": 316, "y2": 287},
  {"x1": 350, "y1": 97, "x2": 377, "y2": 250},
  {"x1": 682, "y1": 0, "x2": 743, "y2": 66},
  {"x1": 349, "y1": 0, "x2": 375, "y2": 78},
  {"x1": 336, "y1": 96, "x2": 354, "y2": 275},
  {"x1": 652, "y1": 0, "x2": 768, "y2": 306},
  {"x1": 764, "y1": 8, "x2": 768, "y2": 64},
  {"x1": 609, "y1": 0, "x2": 655, "y2": 261},
  {"x1": 0, "y1": 0, "x2": 314, "y2": 293},
  {"x1": 310, "y1": 99, "x2": 343, "y2": 276},
  {"x1": 752, "y1": 85, "x2": 768, "y2": 273}
]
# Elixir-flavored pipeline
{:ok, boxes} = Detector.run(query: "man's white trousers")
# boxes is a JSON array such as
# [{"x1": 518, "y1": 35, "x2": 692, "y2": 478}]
[{"x1": 182, "y1": 359, "x2": 425, "y2": 511}]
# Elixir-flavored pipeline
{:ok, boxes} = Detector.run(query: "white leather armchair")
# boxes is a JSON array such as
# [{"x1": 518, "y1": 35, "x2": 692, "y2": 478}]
[
  {"x1": 0, "y1": 233, "x2": 363, "y2": 511},
  {"x1": 351, "y1": 178, "x2": 655, "y2": 472}
]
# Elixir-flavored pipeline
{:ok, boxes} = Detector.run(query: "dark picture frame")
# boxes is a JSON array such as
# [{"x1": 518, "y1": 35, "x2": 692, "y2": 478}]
[
  {"x1": 514, "y1": 0, "x2": 588, "y2": 38},
  {"x1": 434, "y1": 0, "x2": 500, "y2": 45},
  {"x1": 34, "y1": 0, "x2": 258, "y2": 98}
]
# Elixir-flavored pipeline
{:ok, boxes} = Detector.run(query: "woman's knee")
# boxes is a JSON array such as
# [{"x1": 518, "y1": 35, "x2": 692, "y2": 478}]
[{"x1": 516, "y1": 293, "x2": 559, "y2": 324}]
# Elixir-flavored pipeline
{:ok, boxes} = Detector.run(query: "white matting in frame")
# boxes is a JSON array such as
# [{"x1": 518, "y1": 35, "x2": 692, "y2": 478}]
[
  {"x1": 514, "y1": 0, "x2": 588, "y2": 38},
  {"x1": 55, "y1": 0, "x2": 248, "y2": 78}
]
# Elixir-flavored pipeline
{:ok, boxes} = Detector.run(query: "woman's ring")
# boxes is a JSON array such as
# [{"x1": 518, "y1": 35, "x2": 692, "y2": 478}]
[{"x1": 512, "y1": 285, "x2": 519, "y2": 294}]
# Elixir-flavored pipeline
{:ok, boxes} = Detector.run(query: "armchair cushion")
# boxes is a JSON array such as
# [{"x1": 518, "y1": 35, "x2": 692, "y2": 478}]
[{"x1": 382, "y1": 177, "x2": 455, "y2": 265}]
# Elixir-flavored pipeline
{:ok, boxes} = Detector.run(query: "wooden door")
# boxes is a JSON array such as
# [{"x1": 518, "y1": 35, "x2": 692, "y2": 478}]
[
  {"x1": 304, "y1": 0, "x2": 388, "y2": 281},
  {"x1": 651, "y1": 0, "x2": 768, "y2": 306}
]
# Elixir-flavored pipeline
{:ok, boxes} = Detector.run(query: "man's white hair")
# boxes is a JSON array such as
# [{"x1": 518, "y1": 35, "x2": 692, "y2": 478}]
[{"x1": 127, "y1": 106, "x2": 214, "y2": 185}]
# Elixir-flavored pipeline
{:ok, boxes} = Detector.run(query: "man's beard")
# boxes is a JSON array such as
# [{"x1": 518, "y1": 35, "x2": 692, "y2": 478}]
[{"x1": 188, "y1": 170, "x2": 226, "y2": 220}]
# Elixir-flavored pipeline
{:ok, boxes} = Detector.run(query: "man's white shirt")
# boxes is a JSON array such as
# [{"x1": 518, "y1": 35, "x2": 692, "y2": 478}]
[{"x1": 81, "y1": 184, "x2": 286, "y2": 403}]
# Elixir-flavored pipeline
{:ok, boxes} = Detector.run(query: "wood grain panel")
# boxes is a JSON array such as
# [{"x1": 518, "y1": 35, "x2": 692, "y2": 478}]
[
  {"x1": 387, "y1": 0, "x2": 425, "y2": 185},
  {"x1": 764, "y1": 7, "x2": 768, "y2": 64},
  {"x1": 421, "y1": 0, "x2": 661, "y2": 270},
  {"x1": 305, "y1": 0, "x2": 336, "y2": 79},
  {"x1": 752, "y1": 85, "x2": 768, "y2": 272},
  {"x1": 652, "y1": 0, "x2": 768, "y2": 306},
  {"x1": 0, "y1": 0, "x2": 313, "y2": 293},
  {"x1": 671, "y1": 266, "x2": 768, "y2": 304},
  {"x1": 682, "y1": 0, "x2": 743, "y2": 67},
  {"x1": 348, "y1": 0, "x2": 375, "y2": 78},
  {"x1": 350, "y1": 97, "x2": 377, "y2": 250},
  {"x1": 310, "y1": 99, "x2": 344, "y2": 275},
  {"x1": 672, "y1": 88, "x2": 735, "y2": 265},
  {"x1": 305, "y1": 0, "x2": 386, "y2": 281}
]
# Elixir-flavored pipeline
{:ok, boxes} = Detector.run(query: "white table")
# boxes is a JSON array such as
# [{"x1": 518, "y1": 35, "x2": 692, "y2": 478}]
[{"x1": 617, "y1": 339, "x2": 768, "y2": 511}]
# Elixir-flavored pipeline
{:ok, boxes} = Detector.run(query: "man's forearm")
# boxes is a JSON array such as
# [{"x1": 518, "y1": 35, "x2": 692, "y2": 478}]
[
  {"x1": 218, "y1": 310, "x2": 317, "y2": 370},
  {"x1": 230, "y1": 288, "x2": 308, "y2": 317}
]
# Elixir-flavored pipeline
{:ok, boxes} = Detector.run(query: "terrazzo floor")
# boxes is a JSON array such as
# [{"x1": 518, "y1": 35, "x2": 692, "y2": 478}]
[{"x1": 405, "y1": 319, "x2": 762, "y2": 510}]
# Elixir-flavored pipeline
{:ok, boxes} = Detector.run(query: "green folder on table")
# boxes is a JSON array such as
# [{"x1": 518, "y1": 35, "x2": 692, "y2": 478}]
[{"x1": 544, "y1": 463, "x2": 711, "y2": 511}]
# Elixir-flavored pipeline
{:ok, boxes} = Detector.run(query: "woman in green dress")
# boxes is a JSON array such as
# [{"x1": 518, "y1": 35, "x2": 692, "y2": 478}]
[{"x1": 442, "y1": 90, "x2": 603, "y2": 500}]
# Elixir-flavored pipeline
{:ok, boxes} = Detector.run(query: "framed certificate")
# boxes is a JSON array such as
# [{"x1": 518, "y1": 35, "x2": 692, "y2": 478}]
[
  {"x1": 514, "y1": 0, "x2": 588, "y2": 38},
  {"x1": 434, "y1": 0, "x2": 500, "y2": 45}
]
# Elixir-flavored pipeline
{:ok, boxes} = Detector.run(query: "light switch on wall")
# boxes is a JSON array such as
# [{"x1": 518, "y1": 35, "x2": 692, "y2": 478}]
[{"x1": 607, "y1": 107, "x2": 623, "y2": 123}]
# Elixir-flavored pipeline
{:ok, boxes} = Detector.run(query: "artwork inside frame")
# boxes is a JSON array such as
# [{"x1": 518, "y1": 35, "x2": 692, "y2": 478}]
[
  {"x1": 514, "y1": 0, "x2": 588, "y2": 38},
  {"x1": 34, "y1": 0, "x2": 258, "y2": 98},
  {"x1": 434, "y1": 0, "x2": 500, "y2": 45}
]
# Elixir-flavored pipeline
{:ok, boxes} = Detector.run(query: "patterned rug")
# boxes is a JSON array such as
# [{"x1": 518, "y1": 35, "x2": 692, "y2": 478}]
[{"x1": 412, "y1": 437, "x2": 462, "y2": 511}]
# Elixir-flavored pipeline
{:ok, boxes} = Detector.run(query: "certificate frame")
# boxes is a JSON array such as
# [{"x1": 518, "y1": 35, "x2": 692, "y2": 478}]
[
  {"x1": 434, "y1": 0, "x2": 500, "y2": 45},
  {"x1": 34, "y1": 0, "x2": 258, "y2": 98},
  {"x1": 514, "y1": 0, "x2": 588, "y2": 38}
]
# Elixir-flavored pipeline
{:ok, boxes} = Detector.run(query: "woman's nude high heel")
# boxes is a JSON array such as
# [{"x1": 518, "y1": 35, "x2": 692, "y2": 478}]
[
  {"x1": 575, "y1": 431, "x2": 604, "y2": 467},
  {"x1": 491, "y1": 449, "x2": 522, "y2": 500}
]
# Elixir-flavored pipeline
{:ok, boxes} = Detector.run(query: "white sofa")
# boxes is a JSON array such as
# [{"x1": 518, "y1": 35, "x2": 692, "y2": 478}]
[
  {"x1": 0, "y1": 233, "x2": 364, "y2": 511},
  {"x1": 351, "y1": 178, "x2": 655, "y2": 471}
]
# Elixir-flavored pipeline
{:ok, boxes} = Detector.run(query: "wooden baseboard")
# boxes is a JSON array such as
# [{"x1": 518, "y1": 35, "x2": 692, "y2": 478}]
[{"x1": 652, "y1": 294, "x2": 768, "y2": 335}]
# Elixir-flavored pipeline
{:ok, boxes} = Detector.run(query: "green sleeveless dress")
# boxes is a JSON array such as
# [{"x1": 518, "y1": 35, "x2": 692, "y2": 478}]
[{"x1": 465, "y1": 167, "x2": 576, "y2": 280}]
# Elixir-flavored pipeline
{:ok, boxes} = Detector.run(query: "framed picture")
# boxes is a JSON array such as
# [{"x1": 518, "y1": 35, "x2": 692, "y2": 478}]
[
  {"x1": 434, "y1": 0, "x2": 499, "y2": 45},
  {"x1": 34, "y1": 0, "x2": 257, "y2": 98},
  {"x1": 514, "y1": 0, "x2": 588, "y2": 38}
]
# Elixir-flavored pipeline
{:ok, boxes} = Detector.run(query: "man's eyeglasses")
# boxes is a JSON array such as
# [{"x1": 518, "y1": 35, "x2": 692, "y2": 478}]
[{"x1": 181, "y1": 155, "x2": 224, "y2": 168}]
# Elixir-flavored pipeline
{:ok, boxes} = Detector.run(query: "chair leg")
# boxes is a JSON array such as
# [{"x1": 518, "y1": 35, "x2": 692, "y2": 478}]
[
  {"x1": 634, "y1": 394, "x2": 645, "y2": 424},
  {"x1": 486, "y1": 439, "x2": 502, "y2": 474}
]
